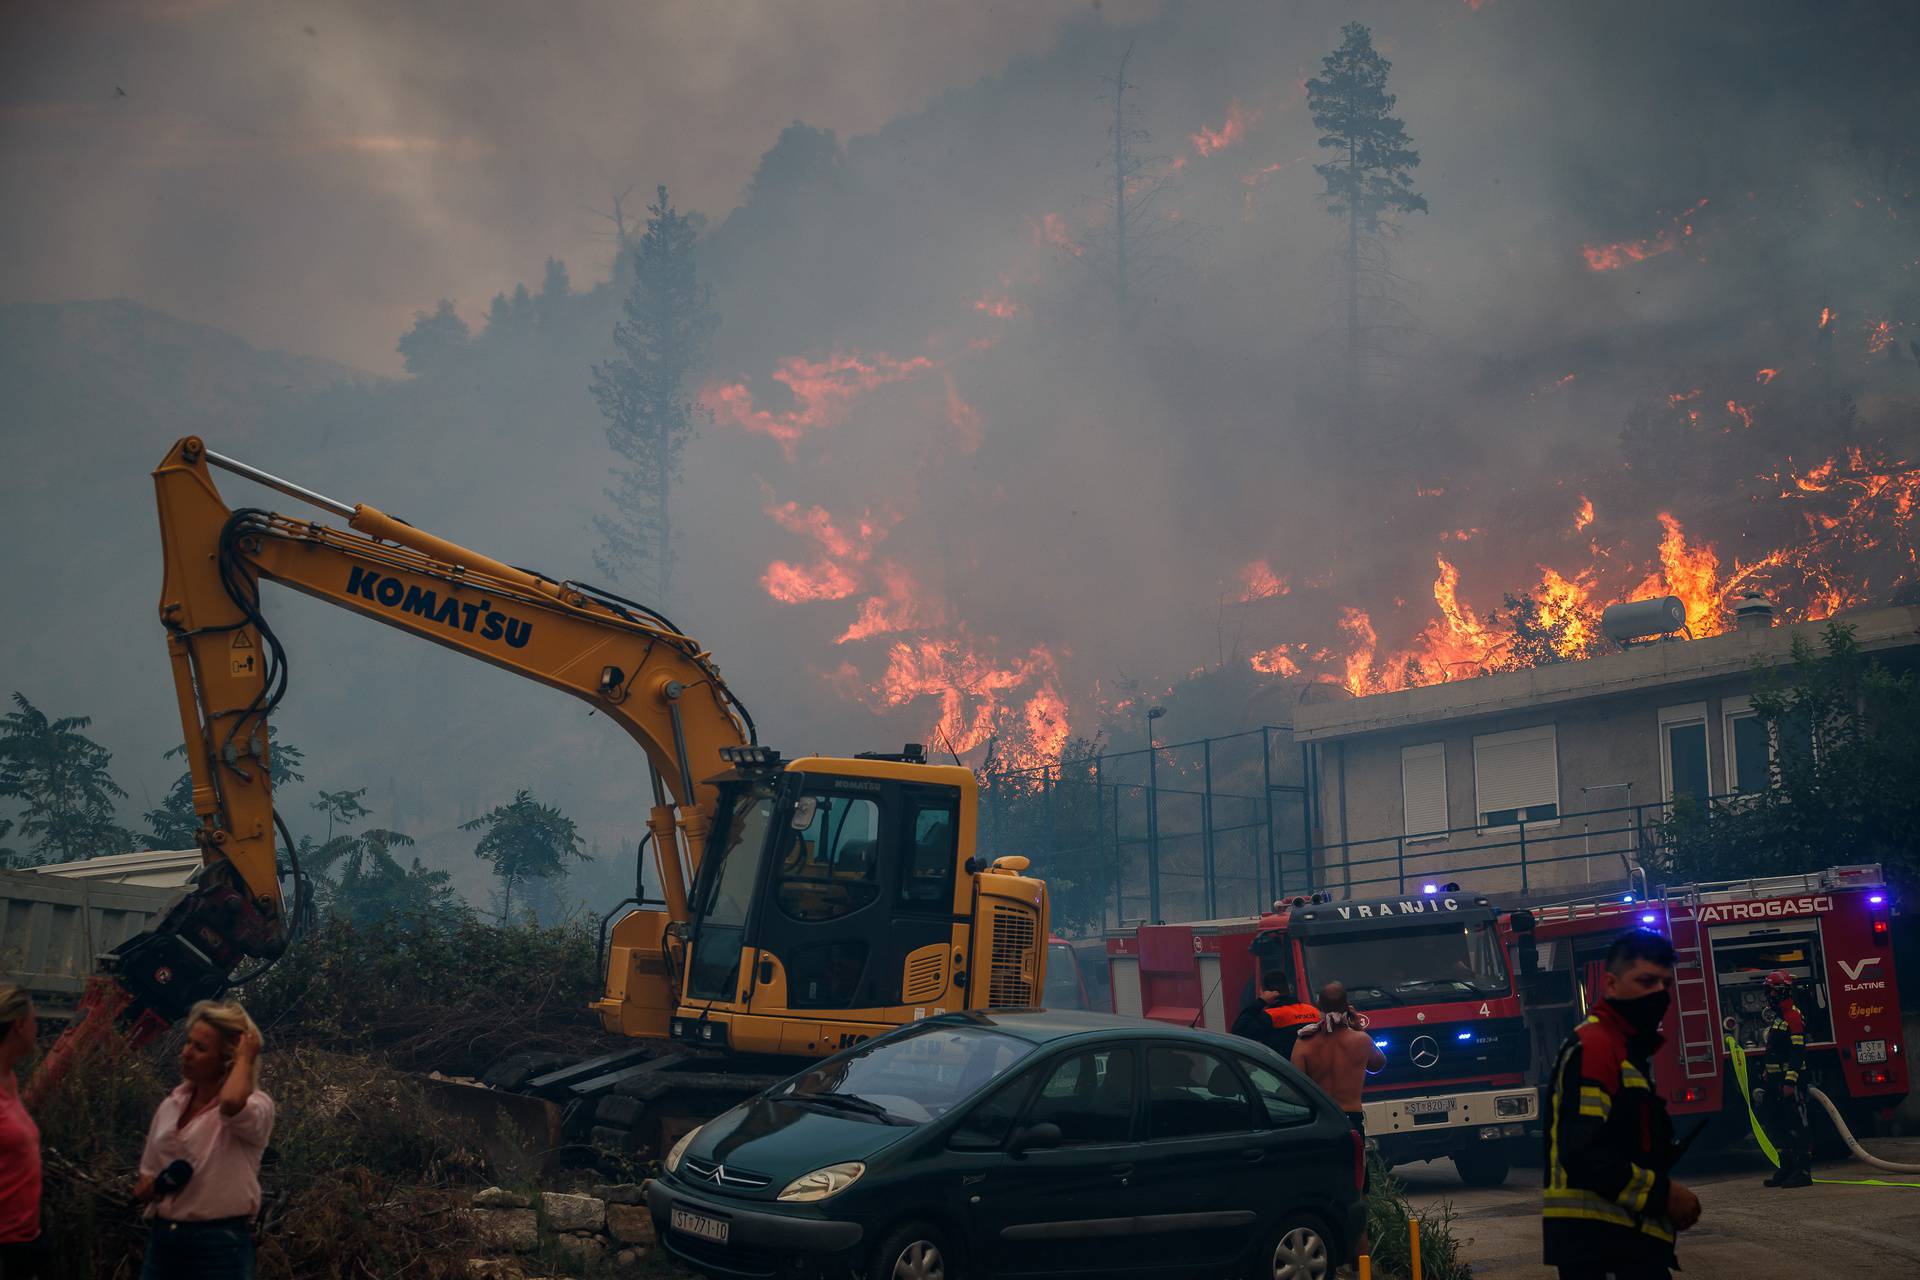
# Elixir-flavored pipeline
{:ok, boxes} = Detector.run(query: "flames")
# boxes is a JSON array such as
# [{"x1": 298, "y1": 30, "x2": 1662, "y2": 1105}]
[
  {"x1": 707, "y1": 350, "x2": 938, "y2": 457},
  {"x1": 1247, "y1": 454, "x2": 1920, "y2": 699},
  {"x1": 869, "y1": 636, "x2": 1070, "y2": 769},
  {"x1": 1191, "y1": 100, "x2": 1258, "y2": 157},
  {"x1": 734, "y1": 326, "x2": 1070, "y2": 769},
  {"x1": 1581, "y1": 198, "x2": 1708, "y2": 271},
  {"x1": 1238, "y1": 560, "x2": 1289, "y2": 602}
]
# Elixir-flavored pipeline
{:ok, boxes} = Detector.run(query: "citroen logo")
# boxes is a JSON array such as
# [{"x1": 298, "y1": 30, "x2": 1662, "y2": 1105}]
[
  {"x1": 1409, "y1": 1035, "x2": 1440, "y2": 1069},
  {"x1": 697, "y1": 1163, "x2": 725, "y2": 1184}
]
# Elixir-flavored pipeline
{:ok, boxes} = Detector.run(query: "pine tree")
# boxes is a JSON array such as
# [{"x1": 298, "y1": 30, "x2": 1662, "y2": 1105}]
[
  {"x1": 0, "y1": 692, "x2": 136, "y2": 863},
  {"x1": 1306, "y1": 22, "x2": 1428, "y2": 400},
  {"x1": 589, "y1": 185, "x2": 719, "y2": 598},
  {"x1": 461, "y1": 789, "x2": 588, "y2": 924},
  {"x1": 536, "y1": 257, "x2": 571, "y2": 329},
  {"x1": 1083, "y1": 44, "x2": 1193, "y2": 322},
  {"x1": 396, "y1": 299, "x2": 471, "y2": 375}
]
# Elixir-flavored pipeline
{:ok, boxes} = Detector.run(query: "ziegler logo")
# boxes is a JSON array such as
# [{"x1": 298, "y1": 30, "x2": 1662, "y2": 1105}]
[
  {"x1": 346, "y1": 568, "x2": 533, "y2": 649},
  {"x1": 1695, "y1": 894, "x2": 1831, "y2": 924}
]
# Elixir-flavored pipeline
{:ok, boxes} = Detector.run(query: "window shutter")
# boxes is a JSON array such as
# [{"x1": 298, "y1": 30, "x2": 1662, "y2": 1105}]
[
  {"x1": 1401, "y1": 743, "x2": 1448, "y2": 839},
  {"x1": 1473, "y1": 725, "x2": 1559, "y2": 819}
]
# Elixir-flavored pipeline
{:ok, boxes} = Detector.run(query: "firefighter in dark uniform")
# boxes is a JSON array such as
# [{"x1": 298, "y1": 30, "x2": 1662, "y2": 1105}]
[
  {"x1": 1543, "y1": 928, "x2": 1702, "y2": 1280},
  {"x1": 1230, "y1": 971, "x2": 1320, "y2": 1060},
  {"x1": 1757, "y1": 969, "x2": 1812, "y2": 1188}
]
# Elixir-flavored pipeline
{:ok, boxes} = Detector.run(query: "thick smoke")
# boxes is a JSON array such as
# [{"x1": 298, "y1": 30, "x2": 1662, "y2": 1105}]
[{"x1": 2, "y1": 0, "x2": 1916, "y2": 910}]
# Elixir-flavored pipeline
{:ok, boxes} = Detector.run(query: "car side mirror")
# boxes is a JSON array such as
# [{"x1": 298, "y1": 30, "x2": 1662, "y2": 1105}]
[{"x1": 1008, "y1": 1122, "x2": 1062, "y2": 1158}]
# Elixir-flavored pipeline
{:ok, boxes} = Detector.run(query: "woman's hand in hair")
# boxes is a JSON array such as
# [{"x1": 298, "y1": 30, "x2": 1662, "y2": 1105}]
[{"x1": 218, "y1": 1027, "x2": 264, "y2": 1116}]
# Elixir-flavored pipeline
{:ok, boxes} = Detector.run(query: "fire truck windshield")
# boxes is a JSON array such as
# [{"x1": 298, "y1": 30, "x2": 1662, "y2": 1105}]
[{"x1": 1300, "y1": 921, "x2": 1510, "y2": 1006}]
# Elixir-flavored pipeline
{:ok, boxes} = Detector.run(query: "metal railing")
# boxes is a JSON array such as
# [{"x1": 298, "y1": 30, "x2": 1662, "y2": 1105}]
[
  {"x1": 1276, "y1": 794, "x2": 1729, "y2": 900},
  {"x1": 980, "y1": 726, "x2": 1311, "y2": 932}
]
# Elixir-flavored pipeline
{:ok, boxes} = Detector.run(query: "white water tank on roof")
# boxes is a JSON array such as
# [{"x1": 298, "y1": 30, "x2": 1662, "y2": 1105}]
[{"x1": 1601, "y1": 596, "x2": 1687, "y2": 645}]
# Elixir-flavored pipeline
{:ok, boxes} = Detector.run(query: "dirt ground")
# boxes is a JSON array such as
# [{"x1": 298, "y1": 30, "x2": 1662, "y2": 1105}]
[{"x1": 1396, "y1": 1137, "x2": 1920, "y2": 1279}]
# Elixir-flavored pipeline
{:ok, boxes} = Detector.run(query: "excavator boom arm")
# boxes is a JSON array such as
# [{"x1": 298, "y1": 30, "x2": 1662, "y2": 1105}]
[{"x1": 124, "y1": 436, "x2": 749, "y2": 1020}]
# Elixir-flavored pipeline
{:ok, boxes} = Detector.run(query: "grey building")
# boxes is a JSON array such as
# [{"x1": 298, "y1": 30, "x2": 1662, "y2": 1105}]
[{"x1": 1284, "y1": 603, "x2": 1920, "y2": 900}]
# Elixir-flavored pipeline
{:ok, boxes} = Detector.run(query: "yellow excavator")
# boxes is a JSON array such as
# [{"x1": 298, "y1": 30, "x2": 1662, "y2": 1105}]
[{"x1": 75, "y1": 436, "x2": 1048, "y2": 1155}]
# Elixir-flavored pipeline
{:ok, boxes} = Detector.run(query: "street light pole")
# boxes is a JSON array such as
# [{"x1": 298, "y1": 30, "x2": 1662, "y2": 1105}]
[{"x1": 1144, "y1": 705, "x2": 1165, "y2": 923}]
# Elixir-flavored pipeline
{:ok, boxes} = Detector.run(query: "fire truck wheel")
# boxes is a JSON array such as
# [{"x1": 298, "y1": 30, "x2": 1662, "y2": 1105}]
[{"x1": 1453, "y1": 1145, "x2": 1511, "y2": 1188}]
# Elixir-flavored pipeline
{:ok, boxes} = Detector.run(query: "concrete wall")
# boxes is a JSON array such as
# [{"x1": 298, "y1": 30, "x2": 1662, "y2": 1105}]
[{"x1": 1309, "y1": 672, "x2": 1761, "y2": 898}]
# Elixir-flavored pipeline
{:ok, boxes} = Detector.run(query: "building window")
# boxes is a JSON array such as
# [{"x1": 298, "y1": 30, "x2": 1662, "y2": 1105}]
[
  {"x1": 1659, "y1": 703, "x2": 1710, "y2": 804},
  {"x1": 1472, "y1": 725, "x2": 1559, "y2": 830},
  {"x1": 1401, "y1": 742, "x2": 1449, "y2": 842},
  {"x1": 1723, "y1": 695, "x2": 1771, "y2": 793}
]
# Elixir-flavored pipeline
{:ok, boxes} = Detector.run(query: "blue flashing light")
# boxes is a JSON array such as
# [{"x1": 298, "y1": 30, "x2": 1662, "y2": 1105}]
[
  {"x1": 1622, "y1": 894, "x2": 1636, "y2": 904},
  {"x1": 1373, "y1": 1038, "x2": 1390, "y2": 1050},
  {"x1": 1640, "y1": 913, "x2": 1658, "y2": 925},
  {"x1": 1422, "y1": 883, "x2": 1438, "y2": 895},
  {"x1": 1456, "y1": 1029, "x2": 1474, "y2": 1041},
  {"x1": 1869, "y1": 894, "x2": 1885, "y2": 905}
]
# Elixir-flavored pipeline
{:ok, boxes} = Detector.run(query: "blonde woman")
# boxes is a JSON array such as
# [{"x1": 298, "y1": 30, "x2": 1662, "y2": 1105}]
[
  {"x1": 0, "y1": 984, "x2": 47, "y2": 1279},
  {"x1": 134, "y1": 1000, "x2": 273, "y2": 1280}
]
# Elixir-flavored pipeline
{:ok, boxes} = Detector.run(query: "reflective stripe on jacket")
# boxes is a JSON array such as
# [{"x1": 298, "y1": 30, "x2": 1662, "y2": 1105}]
[
  {"x1": 1762, "y1": 1002, "x2": 1807, "y2": 1083},
  {"x1": 1542, "y1": 1001, "x2": 1677, "y2": 1267}
]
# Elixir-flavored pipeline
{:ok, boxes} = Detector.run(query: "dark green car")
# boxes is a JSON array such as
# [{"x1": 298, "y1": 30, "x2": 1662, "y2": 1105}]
[{"x1": 646, "y1": 1009, "x2": 1367, "y2": 1280}]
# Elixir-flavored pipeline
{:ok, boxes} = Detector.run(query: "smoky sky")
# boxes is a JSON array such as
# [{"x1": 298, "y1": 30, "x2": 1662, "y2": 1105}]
[
  {"x1": 3, "y1": 0, "x2": 1916, "y2": 911},
  {"x1": 0, "y1": 0, "x2": 1157, "y2": 370}
]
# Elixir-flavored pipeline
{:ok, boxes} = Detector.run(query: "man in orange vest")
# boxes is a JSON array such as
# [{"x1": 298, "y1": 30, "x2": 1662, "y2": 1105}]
[{"x1": 1231, "y1": 971, "x2": 1320, "y2": 1060}]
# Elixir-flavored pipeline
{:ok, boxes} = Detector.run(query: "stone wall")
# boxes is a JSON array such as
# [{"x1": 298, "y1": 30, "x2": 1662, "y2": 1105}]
[{"x1": 459, "y1": 1182, "x2": 657, "y2": 1278}]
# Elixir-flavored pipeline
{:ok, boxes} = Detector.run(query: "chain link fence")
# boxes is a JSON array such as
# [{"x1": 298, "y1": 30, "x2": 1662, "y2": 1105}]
[{"x1": 980, "y1": 726, "x2": 1311, "y2": 937}]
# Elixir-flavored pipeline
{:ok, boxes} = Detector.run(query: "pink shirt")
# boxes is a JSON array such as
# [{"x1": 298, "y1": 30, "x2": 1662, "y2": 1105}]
[
  {"x1": 0, "y1": 1082, "x2": 40, "y2": 1243},
  {"x1": 138, "y1": 1082, "x2": 274, "y2": 1222}
]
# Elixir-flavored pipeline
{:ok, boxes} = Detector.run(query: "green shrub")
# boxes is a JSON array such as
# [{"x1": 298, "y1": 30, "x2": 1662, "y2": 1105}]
[
  {"x1": 1365, "y1": 1156, "x2": 1473, "y2": 1280},
  {"x1": 239, "y1": 912, "x2": 607, "y2": 1075}
]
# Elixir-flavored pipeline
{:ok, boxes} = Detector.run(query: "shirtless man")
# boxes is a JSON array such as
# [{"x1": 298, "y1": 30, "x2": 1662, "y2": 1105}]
[
  {"x1": 1293, "y1": 980, "x2": 1387, "y2": 1265},
  {"x1": 1292, "y1": 980, "x2": 1386, "y2": 1120}
]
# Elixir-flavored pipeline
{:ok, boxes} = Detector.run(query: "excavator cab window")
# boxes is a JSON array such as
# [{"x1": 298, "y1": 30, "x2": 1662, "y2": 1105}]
[
  {"x1": 774, "y1": 793, "x2": 884, "y2": 923},
  {"x1": 686, "y1": 783, "x2": 780, "y2": 1001}
]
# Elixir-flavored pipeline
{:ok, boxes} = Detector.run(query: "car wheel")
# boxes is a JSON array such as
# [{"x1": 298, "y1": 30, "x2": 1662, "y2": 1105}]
[
  {"x1": 869, "y1": 1220, "x2": 956, "y2": 1280},
  {"x1": 1454, "y1": 1145, "x2": 1511, "y2": 1188},
  {"x1": 1258, "y1": 1212, "x2": 1334, "y2": 1280}
]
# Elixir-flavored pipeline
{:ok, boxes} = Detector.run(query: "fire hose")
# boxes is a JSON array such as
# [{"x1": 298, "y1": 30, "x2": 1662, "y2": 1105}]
[{"x1": 1725, "y1": 1034, "x2": 1920, "y2": 1184}]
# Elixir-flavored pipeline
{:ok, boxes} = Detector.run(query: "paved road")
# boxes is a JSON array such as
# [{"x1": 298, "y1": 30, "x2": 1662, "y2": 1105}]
[{"x1": 1397, "y1": 1138, "x2": 1920, "y2": 1279}]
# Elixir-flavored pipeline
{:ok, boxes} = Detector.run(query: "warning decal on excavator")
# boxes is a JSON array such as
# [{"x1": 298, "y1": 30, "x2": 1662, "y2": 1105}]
[{"x1": 230, "y1": 632, "x2": 257, "y2": 676}]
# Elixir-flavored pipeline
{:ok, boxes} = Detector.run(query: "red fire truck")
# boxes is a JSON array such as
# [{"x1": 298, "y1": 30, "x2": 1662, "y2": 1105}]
[
  {"x1": 1522, "y1": 863, "x2": 1906, "y2": 1139},
  {"x1": 1108, "y1": 890, "x2": 1538, "y2": 1186}
]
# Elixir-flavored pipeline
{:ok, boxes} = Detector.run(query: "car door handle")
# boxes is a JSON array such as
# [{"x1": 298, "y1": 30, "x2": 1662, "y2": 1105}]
[
  {"x1": 1240, "y1": 1148, "x2": 1266, "y2": 1163},
  {"x1": 1110, "y1": 1163, "x2": 1134, "y2": 1183}
]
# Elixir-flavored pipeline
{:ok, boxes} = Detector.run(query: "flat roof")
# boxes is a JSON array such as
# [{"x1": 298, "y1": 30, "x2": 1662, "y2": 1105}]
[{"x1": 1292, "y1": 605, "x2": 1920, "y2": 743}]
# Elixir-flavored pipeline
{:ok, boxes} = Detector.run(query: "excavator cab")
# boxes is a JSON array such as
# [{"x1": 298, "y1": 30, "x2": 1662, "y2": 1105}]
[{"x1": 600, "y1": 748, "x2": 1049, "y2": 1060}]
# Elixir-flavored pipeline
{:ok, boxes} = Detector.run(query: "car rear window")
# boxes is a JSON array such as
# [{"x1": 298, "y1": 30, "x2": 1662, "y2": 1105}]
[
  {"x1": 1237, "y1": 1056, "x2": 1318, "y2": 1127},
  {"x1": 1145, "y1": 1046, "x2": 1258, "y2": 1140}
]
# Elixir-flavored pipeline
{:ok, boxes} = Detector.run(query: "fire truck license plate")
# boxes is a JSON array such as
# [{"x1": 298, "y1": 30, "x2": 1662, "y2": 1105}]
[
  {"x1": 1857, "y1": 1040, "x2": 1887, "y2": 1064},
  {"x1": 1407, "y1": 1098, "x2": 1456, "y2": 1116},
  {"x1": 672, "y1": 1208, "x2": 729, "y2": 1245}
]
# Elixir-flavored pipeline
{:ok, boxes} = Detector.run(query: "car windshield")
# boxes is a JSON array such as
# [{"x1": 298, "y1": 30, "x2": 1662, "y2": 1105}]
[
  {"x1": 1301, "y1": 921, "x2": 1509, "y2": 1000},
  {"x1": 775, "y1": 1023, "x2": 1036, "y2": 1125}
]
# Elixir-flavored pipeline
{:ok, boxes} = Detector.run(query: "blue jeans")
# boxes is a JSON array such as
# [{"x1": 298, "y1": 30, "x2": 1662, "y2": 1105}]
[{"x1": 138, "y1": 1219, "x2": 254, "y2": 1280}]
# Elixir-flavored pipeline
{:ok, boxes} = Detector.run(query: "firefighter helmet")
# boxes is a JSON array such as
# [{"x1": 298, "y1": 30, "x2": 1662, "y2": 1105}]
[{"x1": 1764, "y1": 970, "x2": 1794, "y2": 998}]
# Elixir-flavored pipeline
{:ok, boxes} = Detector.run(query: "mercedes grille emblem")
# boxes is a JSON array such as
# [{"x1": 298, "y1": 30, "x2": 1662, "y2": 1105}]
[{"x1": 1409, "y1": 1035, "x2": 1440, "y2": 1069}]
